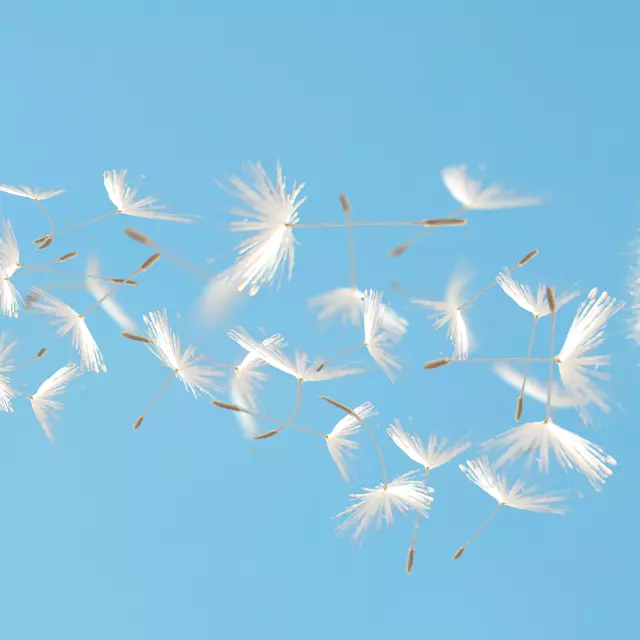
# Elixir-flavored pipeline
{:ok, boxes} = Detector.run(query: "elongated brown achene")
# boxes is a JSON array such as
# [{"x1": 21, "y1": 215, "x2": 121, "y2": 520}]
[
  {"x1": 139, "y1": 252, "x2": 161, "y2": 272},
  {"x1": 55, "y1": 252, "x2": 78, "y2": 263},
  {"x1": 212, "y1": 399, "x2": 250, "y2": 413},
  {"x1": 125, "y1": 227, "x2": 152, "y2": 245},
  {"x1": 253, "y1": 429, "x2": 280, "y2": 440},
  {"x1": 517, "y1": 249, "x2": 538, "y2": 267},
  {"x1": 423, "y1": 358, "x2": 451, "y2": 370},
  {"x1": 121, "y1": 331, "x2": 153, "y2": 344},
  {"x1": 320, "y1": 396, "x2": 360, "y2": 418}
]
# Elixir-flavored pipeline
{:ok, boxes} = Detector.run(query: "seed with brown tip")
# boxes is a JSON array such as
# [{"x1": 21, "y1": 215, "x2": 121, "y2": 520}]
[
  {"x1": 121, "y1": 332, "x2": 153, "y2": 344},
  {"x1": 406, "y1": 546, "x2": 415, "y2": 573},
  {"x1": 320, "y1": 396, "x2": 360, "y2": 418},
  {"x1": 36, "y1": 348, "x2": 47, "y2": 359},
  {"x1": 125, "y1": 228, "x2": 152, "y2": 245},
  {"x1": 33, "y1": 235, "x2": 49, "y2": 244},
  {"x1": 212, "y1": 400, "x2": 250, "y2": 413},
  {"x1": 139, "y1": 252, "x2": 161, "y2": 272},
  {"x1": 423, "y1": 218, "x2": 467, "y2": 227},
  {"x1": 133, "y1": 416, "x2": 144, "y2": 430},
  {"x1": 453, "y1": 547, "x2": 465, "y2": 560},
  {"x1": 389, "y1": 244, "x2": 409, "y2": 258},
  {"x1": 515, "y1": 395, "x2": 524, "y2": 422},
  {"x1": 339, "y1": 194, "x2": 351, "y2": 214},
  {"x1": 253, "y1": 429, "x2": 280, "y2": 440},
  {"x1": 546, "y1": 286, "x2": 557, "y2": 314},
  {"x1": 423, "y1": 358, "x2": 451, "y2": 370},
  {"x1": 37, "y1": 237, "x2": 53, "y2": 250},
  {"x1": 517, "y1": 249, "x2": 539, "y2": 267},
  {"x1": 55, "y1": 252, "x2": 78, "y2": 263}
]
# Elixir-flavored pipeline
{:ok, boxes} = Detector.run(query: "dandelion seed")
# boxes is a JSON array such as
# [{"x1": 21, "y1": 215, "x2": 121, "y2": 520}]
[
  {"x1": 0, "y1": 331, "x2": 17, "y2": 412},
  {"x1": 412, "y1": 273, "x2": 471, "y2": 360},
  {"x1": 228, "y1": 327, "x2": 363, "y2": 382},
  {"x1": 363, "y1": 290, "x2": 402, "y2": 381},
  {"x1": 130, "y1": 309, "x2": 224, "y2": 429},
  {"x1": 496, "y1": 271, "x2": 578, "y2": 318},
  {"x1": 29, "y1": 363, "x2": 80, "y2": 441},
  {"x1": 27, "y1": 289, "x2": 106, "y2": 373},
  {"x1": 0, "y1": 219, "x2": 22, "y2": 317},
  {"x1": 85, "y1": 256, "x2": 136, "y2": 332},
  {"x1": 0, "y1": 185, "x2": 65, "y2": 201},
  {"x1": 222, "y1": 161, "x2": 305, "y2": 295},
  {"x1": 485, "y1": 419, "x2": 616, "y2": 491},
  {"x1": 104, "y1": 170, "x2": 193, "y2": 222},
  {"x1": 144, "y1": 309, "x2": 223, "y2": 398},
  {"x1": 309, "y1": 287, "x2": 407, "y2": 340},
  {"x1": 454, "y1": 457, "x2": 566, "y2": 559},
  {"x1": 387, "y1": 419, "x2": 471, "y2": 470},
  {"x1": 336, "y1": 471, "x2": 434, "y2": 541},
  {"x1": 555, "y1": 290, "x2": 623, "y2": 423},
  {"x1": 441, "y1": 165, "x2": 542, "y2": 210},
  {"x1": 230, "y1": 334, "x2": 286, "y2": 438},
  {"x1": 326, "y1": 401, "x2": 378, "y2": 481}
]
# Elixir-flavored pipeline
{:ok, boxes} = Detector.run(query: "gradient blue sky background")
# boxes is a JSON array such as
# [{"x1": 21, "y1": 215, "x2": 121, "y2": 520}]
[{"x1": 1, "y1": 2, "x2": 638, "y2": 638}]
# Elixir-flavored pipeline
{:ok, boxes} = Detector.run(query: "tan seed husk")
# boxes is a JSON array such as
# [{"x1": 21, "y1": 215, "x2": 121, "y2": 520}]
[
  {"x1": 56, "y1": 252, "x2": 78, "y2": 263},
  {"x1": 212, "y1": 400, "x2": 250, "y2": 413},
  {"x1": 423, "y1": 358, "x2": 451, "y2": 370},
  {"x1": 121, "y1": 332, "x2": 153, "y2": 344},
  {"x1": 320, "y1": 396, "x2": 360, "y2": 418},
  {"x1": 139, "y1": 253, "x2": 161, "y2": 272},
  {"x1": 125, "y1": 228, "x2": 152, "y2": 245},
  {"x1": 423, "y1": 218, "x2": 467, "y2": 227},
  {"x1": 253, "y1": 429, "x2": 280, "y2": 440},
  {"x1": 515, "y1": 395, "x2": 524, "y2": 422},
  {"x1": 546, "y1": 286, "x2": 557, "y2": 314},
  {"x1": 133, "y1": 416, "x2": 144, "y2": 430},
  {"x1": 518, "y1": 249, "x2": 538, "y2": 267},
  {"x1": 406, "y1": 547, "x2": 415, "y2": 573}
]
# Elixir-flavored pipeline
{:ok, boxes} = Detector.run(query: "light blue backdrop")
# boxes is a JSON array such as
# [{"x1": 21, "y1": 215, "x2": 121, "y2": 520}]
[{"x1": 1, "y1": 2, "x2": 637, "y2": 638}]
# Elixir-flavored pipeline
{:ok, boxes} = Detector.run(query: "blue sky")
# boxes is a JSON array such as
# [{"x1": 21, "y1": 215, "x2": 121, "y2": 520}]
[{"x1": 1, "y1": 1, "x2": 638, "y2": 638}]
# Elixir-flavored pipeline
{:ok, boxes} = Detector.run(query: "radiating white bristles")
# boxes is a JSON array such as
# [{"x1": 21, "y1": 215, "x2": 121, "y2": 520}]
[
  {"x1": 223, "y1": 161, "x2": 305, "y2": 296},
  {"x1": 228, "y1": 327, "x2": 363, "y2": 382},
  {"x1": 28, "y1": 363, "x2": 80, "y2": 441},
  {"x1": 85, "y1": 256, "x2": 137, "y2": 332},
  {"x1": 484, "y1": 420, "x2": 616, "y2": 491},
  {"x1": 0, "y1": 184, "x2": 65, "y2": 201},
  {"x1": 27, "y1": 289, "x2": 106, "y2": 373},
  {"x1": 460, "y1": 457, "x2": 568, "y2": 513},
  {"x1": 144, "y1": 309, "x2": 223, "y2": 398},
  {"x1": 0, "y1": 219, "x2": 22, "y2": 317},
  {"x1": 555, "y1": 289, "x2": 623, "y2": 423},
  {"x1": 309, "y1": 287, "x2": 408, "y2": 340},
  {"x1": 104, "y1": 170, "x2": 193, "y2": 222},
  {"x1": 441, "y1": 165, "x2": 543, "y2": 210},
  {"x1": 0, "y1": 331, "x2": 17, "y2": 412},
  {"x1": 412, "y1": 272, "x2": 471, "y2": 360},
  {"x1": 229, "y1": 334, "x2": 285, "y2": 438},
  {"x1": 326, "y1": 401, "x2": 378, "y2": 481},
  {"x1": 454, "y1": 457, "x2": 567, "y2": 559},
  {"x1": 387, "y1": 419, "x2": 471, "y2": 470},
  {"x1": 363, "y1": 290, "x2": 402, "y2": 381},
  {"x1": 493, "y1": 363, "x2": 586, "y2": 409},
  {"x1": 336, "y1": 471, "x2": 434, "y2": 541},
  {"x1": 496, "y1": 270, "x2": 578, "y2": 318}
]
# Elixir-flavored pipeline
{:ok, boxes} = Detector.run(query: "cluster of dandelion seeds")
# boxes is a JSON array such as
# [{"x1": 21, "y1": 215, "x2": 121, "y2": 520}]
[{"x1": 0, "y1": 161, "x2": 627, "y2": 572}]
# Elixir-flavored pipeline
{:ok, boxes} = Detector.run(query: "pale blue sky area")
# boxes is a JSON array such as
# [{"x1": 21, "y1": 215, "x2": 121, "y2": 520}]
[{"x1": 1, "y1": 2, "x2": 638, "y2": 638}]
